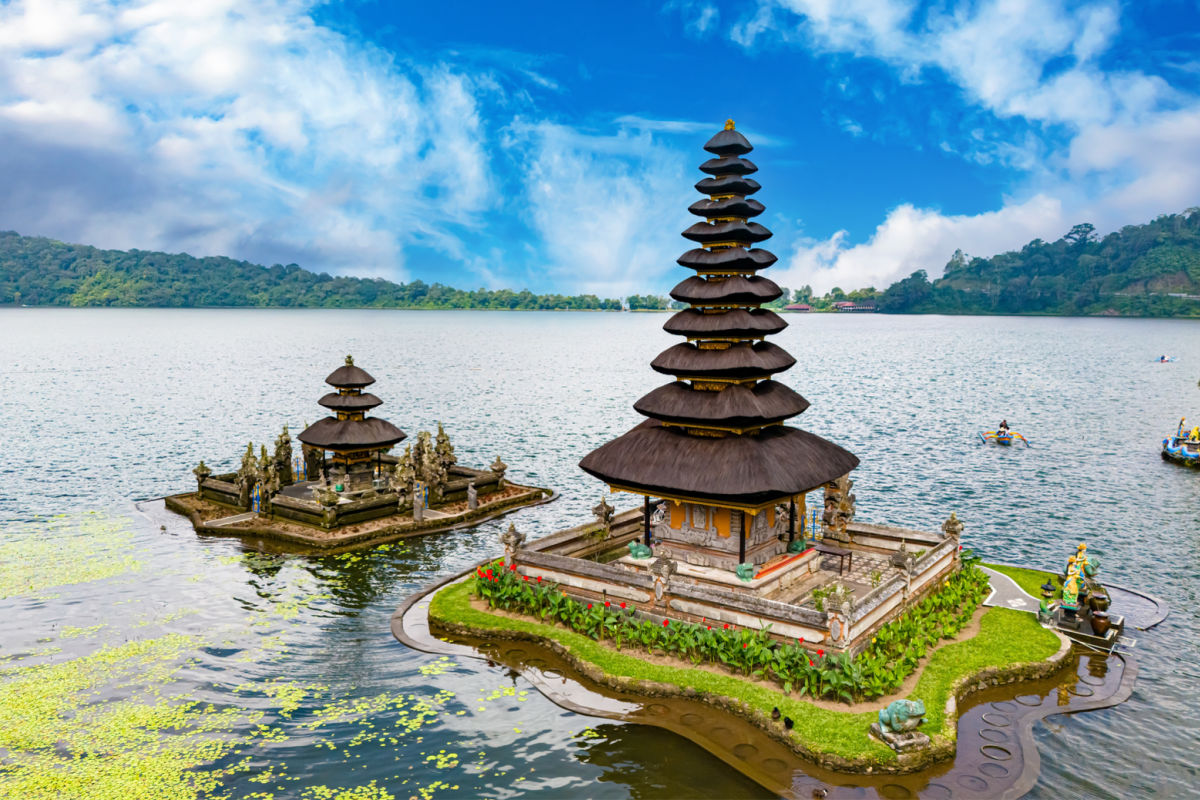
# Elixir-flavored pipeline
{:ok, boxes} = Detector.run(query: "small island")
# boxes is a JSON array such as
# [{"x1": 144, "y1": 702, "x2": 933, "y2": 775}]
[
  {"x1": 403, "y1": 122, "x2": 1137, "y2": 781},
  {"x1": 166, "y1": 355, "x2": 552, "y2": 550}
]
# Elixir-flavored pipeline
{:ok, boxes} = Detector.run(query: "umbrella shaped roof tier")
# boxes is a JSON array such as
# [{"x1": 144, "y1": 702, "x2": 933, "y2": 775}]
[
  {"x1": 633, "y1": 380, "x2": 809, "y2": 429},
  {"x1": 580, "y1": 419, "x2": 858, "y2": 508}
]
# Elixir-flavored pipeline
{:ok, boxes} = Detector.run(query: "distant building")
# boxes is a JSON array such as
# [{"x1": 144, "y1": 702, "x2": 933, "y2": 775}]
[
  {"x1": 832, "y1": 301, "x2": 876, "y2": 312},
  {"x1": 783, "y1": 303, "x2": 812, "y2": 312}
]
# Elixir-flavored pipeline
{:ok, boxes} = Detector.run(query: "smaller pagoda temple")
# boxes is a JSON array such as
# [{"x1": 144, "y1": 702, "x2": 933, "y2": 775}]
[{"x1": 298, "y1": 355, "x2": 406, "y2": 491}]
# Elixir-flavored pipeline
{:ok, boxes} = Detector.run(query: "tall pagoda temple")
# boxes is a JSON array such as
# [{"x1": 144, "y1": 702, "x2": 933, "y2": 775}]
[
  {"x1": 580, "y1": 120, "x2": 859, "y2": 573},
  {"x1": 298, "y1": 356, "x2": 406, "y2": 489}
]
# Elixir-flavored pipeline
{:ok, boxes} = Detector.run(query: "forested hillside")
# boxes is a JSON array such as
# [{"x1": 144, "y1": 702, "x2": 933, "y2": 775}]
[
  {"x1": 0, "y1": 232, "x2": 623, "y2": 310},
  {"x1": 876, "y1": 210, "x2": 1200, "y2": 316}
]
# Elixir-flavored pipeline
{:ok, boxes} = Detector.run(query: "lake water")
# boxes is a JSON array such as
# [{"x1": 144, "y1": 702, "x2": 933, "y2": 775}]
[{"x1": 1, "y1": 309, "x2": 1198, "y2": 798}]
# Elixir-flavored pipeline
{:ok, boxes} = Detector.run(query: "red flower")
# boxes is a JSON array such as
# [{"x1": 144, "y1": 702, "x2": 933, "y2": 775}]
[
  {"x1": 809, "y1": 659, "x2": 814, "y2": 667},
  {"x1": 509, "y1": 563, "x2": 517, "y2": 572},
  {"x1": 523, "y1": 575, "x2": 529, "y2": 581},
  {"x1": 486, "y1": 570, "x2": 493, "y2": 578},
  {"x1": 742, "y1": 643, "x2": 748, "y2": 649},
  {"x1": 619, "y1": 602, "x2": 626, "y2": 609},
  {"x1": 706, "y1": 626, "x2": 712, "y2": 630},
  {"x1": 818, "y1": 649, "x2": 825, "y2": 656},
  {"x1": 958, "y1": 544, "x2": 964, "y2": 550},
  {"x1": 723, "y1": 623, "x2": 730, "y2": 630},
  {"x1": 799, "y1": 637, "x2": 805, "y2": 644},
  {"x1": 604, "y1": 601, "x2": 611, "y2": 608},
  {"x1": 662, "y1": 619, "x2": 669, "y2": 627},
  {"x1": 537, "y1": 576, "x2": 543, "y2": 583},
  {"x1": 587, "y1": 603, "x2": 593, "y2": 609}
]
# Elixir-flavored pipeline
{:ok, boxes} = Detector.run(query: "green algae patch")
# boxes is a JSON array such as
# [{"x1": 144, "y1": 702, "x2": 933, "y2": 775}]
[
  {"x1": 984, "y1": 562, "x2": 1058, "y2": 599},
  {"x1": 429, "y1": 579, "x2": 1067, "y2": 769},
  {"x1": 0, "y1": 513, "x2": 142, "y2": 599},
  {"x1": 0, "y1": 633, "x2": 255, "y2": 800}
]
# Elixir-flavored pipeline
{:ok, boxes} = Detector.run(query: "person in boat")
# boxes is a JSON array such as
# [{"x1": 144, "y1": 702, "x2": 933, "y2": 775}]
[
  {"x1": 998, "y1": 419, "x2": 1010, "y2": 433},
  {"x1": 1189, "y1": 426, "x2": 1200, "y2": 443},
  {"x1": 1160, "y1": 355, "x2": 1168, "y2": 362}
]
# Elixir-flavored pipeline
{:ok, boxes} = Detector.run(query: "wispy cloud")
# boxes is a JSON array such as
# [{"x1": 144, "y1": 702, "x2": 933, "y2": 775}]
[
  {"x1": 726, "y1": 0, "x2": 1200, "y2": 292},
  {"x1": 0, "y1": 0, "x2": 499, "y2": 277}
]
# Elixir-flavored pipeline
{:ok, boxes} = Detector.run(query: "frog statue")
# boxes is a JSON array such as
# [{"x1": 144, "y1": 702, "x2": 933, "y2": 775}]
[{"x1": 878, "y1": 699, "x2": 927, "y2": 734}]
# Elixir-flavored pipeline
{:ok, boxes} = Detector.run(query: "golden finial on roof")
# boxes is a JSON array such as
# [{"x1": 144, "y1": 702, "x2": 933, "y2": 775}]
[
  {"x1": 724, "y1": 118, "x2": 735, "y2": 130},
  {"x1": 345, "y1": 354, "x2": 354, "y2": 365}
]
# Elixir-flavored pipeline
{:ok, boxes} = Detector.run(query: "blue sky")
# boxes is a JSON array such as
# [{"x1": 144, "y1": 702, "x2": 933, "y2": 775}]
[{"x1": 2, "y1": 0, "x2": 1199, "y2": 295}]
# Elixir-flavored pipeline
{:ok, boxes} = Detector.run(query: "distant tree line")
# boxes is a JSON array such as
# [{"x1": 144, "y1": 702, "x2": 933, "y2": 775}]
[
  {"x1": 874, "y1": 211, "x2": 1200, "y2": 317},
  {"x1": 0, "y1": 232, "x2": 624, "y2": 311},
  {"x1": 5, "y1": 209, "x2": 1200, "y2": 317}
]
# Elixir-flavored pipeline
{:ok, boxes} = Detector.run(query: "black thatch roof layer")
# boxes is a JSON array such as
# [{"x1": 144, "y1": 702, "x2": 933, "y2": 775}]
[
  {"x1": 695, "y1": 175, "x2": 761, "y2": 196},
  {"x1": 298, "y1": 417, "x2": 406, "y2": 451},
  {"x1": 670, "y1": 275, "x2": 783, "y2": 305},
  {"x1": 580, "y1": 420, "x2": 859, "y2": 506},
  {"x1": 677, "y1": 247, "x2": 777, "y2": 271},
  {"x1": 325, "y1": 363, "x2": 375, "y2": 388},
  {"x1": 651, "y1": 341, "x2": 795, "y2": 378},
  {"x1": 688, "y1": 197, "x2": 765, "y2": 219},
  {"x1": 318, "y1": 392, "x2": 383, "y2": 412},
  {"x1": 663, "y1": 308, "x2": 787, "y2": 338},
  {"x1": 703, "y1": 126, "x2": 753, "y2": 156},
  {"x1": 633, "y1": 381, "x2": 809, "y2": 427},
  {"x1": 682, "y1": 220, "x2": 772, "y2": 245},
  {"x1": 699, "y1": 156, "x2": 757, "y2": 176}
]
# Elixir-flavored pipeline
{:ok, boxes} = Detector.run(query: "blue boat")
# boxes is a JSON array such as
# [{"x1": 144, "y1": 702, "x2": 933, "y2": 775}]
[
  {"x1": 1163, "y1": 418, "x2": 1200, "y2": 466},
  {"x1": 979, "y1": 429, "x2": 1029, "y2": 447}
]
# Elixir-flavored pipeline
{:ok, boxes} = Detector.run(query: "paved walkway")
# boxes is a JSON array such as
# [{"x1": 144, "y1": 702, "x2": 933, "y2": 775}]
[
  {"x1": 980, "y1": 566, "x2": 1041, "y2": 613},
  {"x1": 206, "y1": 512, "x2": 257, "y2": 528}
]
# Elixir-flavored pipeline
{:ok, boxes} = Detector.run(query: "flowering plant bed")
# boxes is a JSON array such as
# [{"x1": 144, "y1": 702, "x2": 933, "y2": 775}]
[{"x1": 472, "y1": 553, "x2": 992, "y2": 703}]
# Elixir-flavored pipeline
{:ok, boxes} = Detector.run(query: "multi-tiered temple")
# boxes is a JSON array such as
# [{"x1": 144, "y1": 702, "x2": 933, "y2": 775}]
[
  {"x1": 581, "y1": 120, "x2": 859, "y2": 574},
  {"x1": 298, "y1": 356, "x2": 407, "y2": 491}
]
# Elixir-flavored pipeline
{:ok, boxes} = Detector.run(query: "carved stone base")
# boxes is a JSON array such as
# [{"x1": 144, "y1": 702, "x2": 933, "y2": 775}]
[{"x1": 869, "y1": 723, "x2": 930, "y2": 753}]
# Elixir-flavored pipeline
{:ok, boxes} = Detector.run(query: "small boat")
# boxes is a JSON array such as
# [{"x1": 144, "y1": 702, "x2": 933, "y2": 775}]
[
  {"x1": 1162, "y1": 418, "x2": 1200, "y2": 466},
  {"x1": 1154, "y1": 356, "x2": 1176, "y2": 363},
  {"x1": 979, "y1": 429, "x2": 1029, "y2": 447}
]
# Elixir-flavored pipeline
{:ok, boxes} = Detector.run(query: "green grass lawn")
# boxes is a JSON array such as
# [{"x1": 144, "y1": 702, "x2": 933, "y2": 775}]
[
  {"x1": 430, "y1": 580, "x2": 1062, "y2": 765},
  {"x1": 983, "y1": 562, "x2": 1058, "y2": 599}
]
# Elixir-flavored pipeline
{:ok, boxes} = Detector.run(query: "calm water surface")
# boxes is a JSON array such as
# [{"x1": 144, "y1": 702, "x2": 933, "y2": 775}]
[{"x1": 1, "y1": 309, "x2": 1198, "y2": 798}]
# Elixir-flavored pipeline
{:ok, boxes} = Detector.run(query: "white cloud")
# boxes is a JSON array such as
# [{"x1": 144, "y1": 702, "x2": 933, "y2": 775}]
[
  {"x1": 729, "y1": 0, "x2": 1200, "y2": 292},
  {"x1": 0, "y1": 0, "x2": 496, "y2": 276},
  {"x1": 775, "y1": 196, "x2": 1067, "y2": 293},
  {"x1": 509, "y1": 120, "x2": 694, "y2": 296}
]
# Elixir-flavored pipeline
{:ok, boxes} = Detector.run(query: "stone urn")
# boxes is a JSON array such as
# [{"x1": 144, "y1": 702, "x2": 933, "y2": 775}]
[
  {"x1": 1087, "y1": 592, "x2": 1110, "y2": 612},
  {"x1": 1090, "y1": 609, "x2": 1112, "y2": 637}
]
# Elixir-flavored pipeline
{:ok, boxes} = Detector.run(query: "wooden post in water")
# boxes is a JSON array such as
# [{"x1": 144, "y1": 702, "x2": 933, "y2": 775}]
[
  {"x1": 644, "y1": 496, "x2": 652, "y2": 547},
  {"x1": 738, "y1": 510, "x2": 746, "y2": 564},
  {"x1": 788, "y1": 498, "x2": 796, "y2": 543}
]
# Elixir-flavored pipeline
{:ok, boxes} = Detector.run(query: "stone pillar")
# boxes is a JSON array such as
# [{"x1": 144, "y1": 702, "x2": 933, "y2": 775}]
[
  {"x1": 467, "y1": 481, "x2": 478, "y2": 511},
  {"x1": 941, "y1": 512, "x2": 964, "y2": 565},
  {"x1": 413, "y1": 489, "x2": 425, "y2": 523}
]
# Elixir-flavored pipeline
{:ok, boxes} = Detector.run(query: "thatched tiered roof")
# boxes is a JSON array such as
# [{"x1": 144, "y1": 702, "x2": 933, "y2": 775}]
[
  {"x1": 298, "y1": 356, "x2": 406, "y2": 453},
  {"x1": 580, "y1": 121, "x2": 858, "y2": 508}
]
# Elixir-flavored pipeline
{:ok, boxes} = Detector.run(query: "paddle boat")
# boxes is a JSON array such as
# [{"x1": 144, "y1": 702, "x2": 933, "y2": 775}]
[
  {"x1": 1155, "y1": 355, "x2": 1176, "y2": 363},
  {"x1": 979, "y1": 429, "x2": 1029, "y2": 446},
  {"x1": 1162, "y1": 418, "x2": 1200, "y2": 466}
]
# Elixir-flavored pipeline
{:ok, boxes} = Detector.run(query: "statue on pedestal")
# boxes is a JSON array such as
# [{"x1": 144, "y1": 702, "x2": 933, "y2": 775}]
[
  {"x1": 467, "y1": 481, "x2": 478, "y2": 511},
  {"x1": 650, "y1": 556, "x2": 677, "y2": 604},
  {"x1": 435, "y1": 422, "x2": 456, "y2": 472},
  {"x1": 491, "y1": 456, "x2": 508, "y2": 489},
  {"x1": 391, "y1": 445, "x2": 415, "y2": 509},
  {"x1": 821, "y1": 475, "x2": 855, "y2": 543},
  {"x1": 500, "y1": 523, "x2": 525, "y2": 563},
  {"x1": 274, "y1": 424, "x2": 294, "y2": 486},
  {"x1": 193, "y1": 461, "x2": 211, "y2": 495},
  {"x1": 236, "y1": 442, "x2": 258, "y2": 509},
  {"x1": 592, "y1": 496, "x2": 614, "y2": 531}
]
